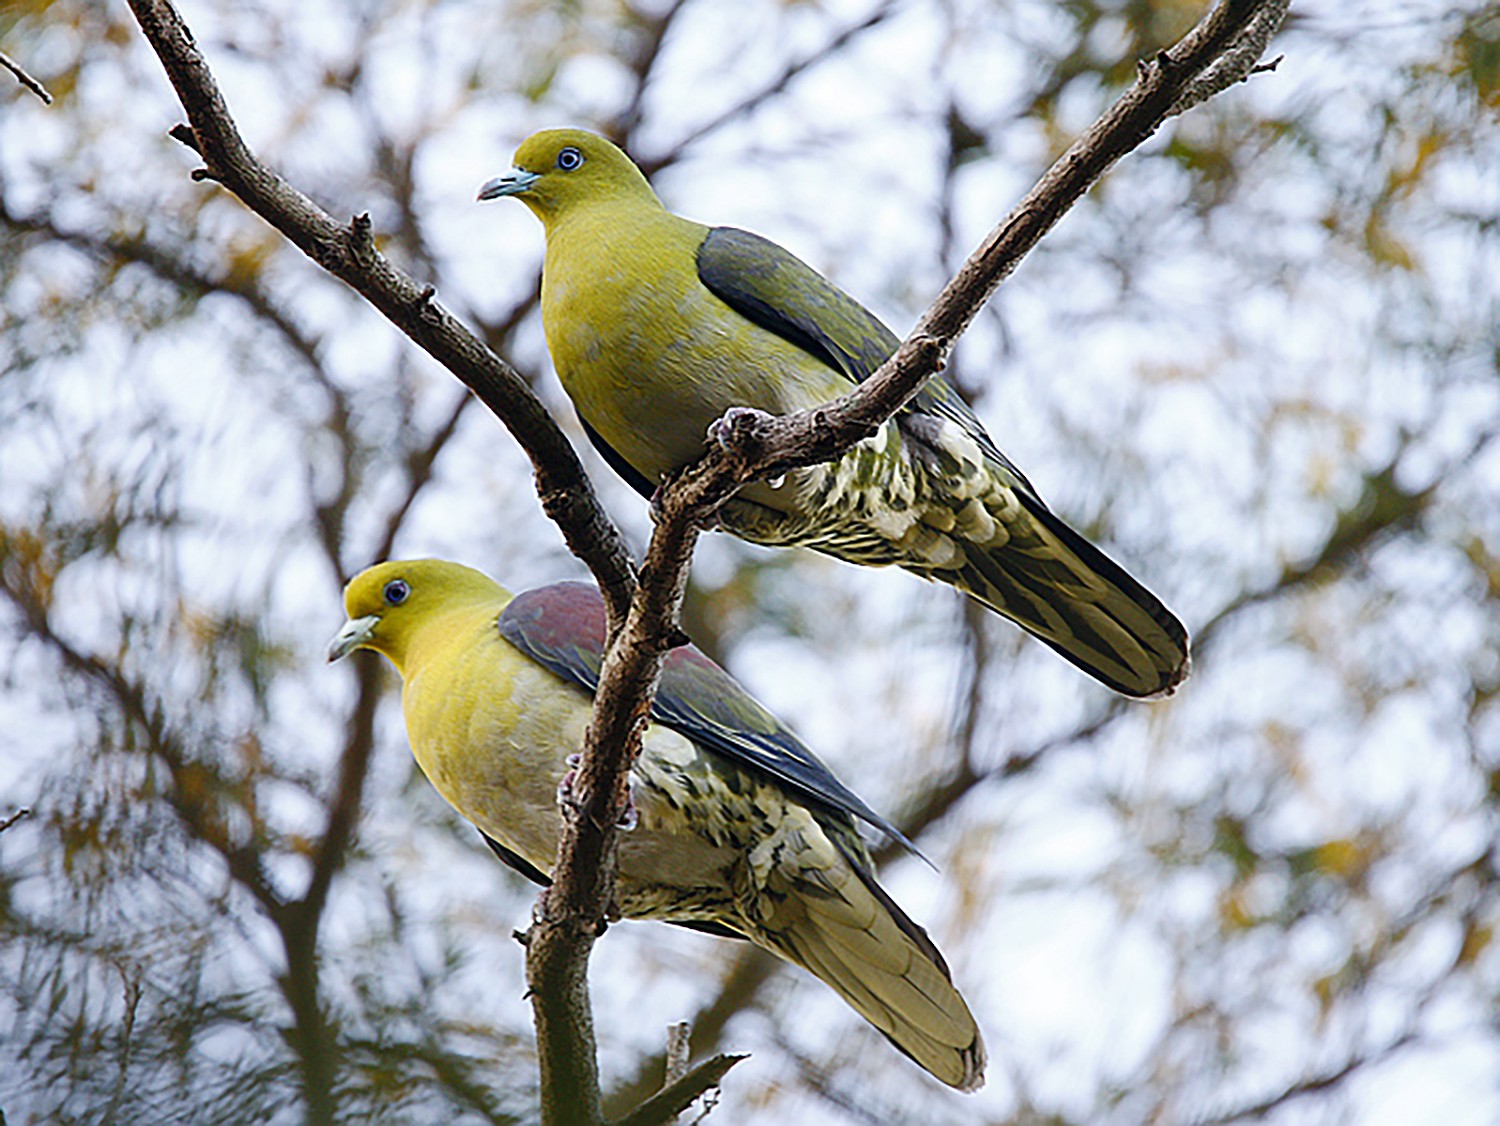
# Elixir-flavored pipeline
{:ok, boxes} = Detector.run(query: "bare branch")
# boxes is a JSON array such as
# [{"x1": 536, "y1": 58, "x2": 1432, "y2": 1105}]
[
  {"x1": 612, "y1": 1053, "x2": 747, "y2": 1126},
  {"x1": 523, "y1": 475, "x2": 705, "y2": 1124},
  {"x1": 604, "y1": 950, "x2": 779, "y2": 1118},
  {"x1": 1, "y1": 50, "x2": 52, "y2": 104},
  {"x1": 0, "y1": 199, "x2": 325, "y2": 377},
  {"x1": 124, "y1": 0, "x2": 637, "y2": 627},
  {"x1": 637, "y1": 2, "x2": 900, "y2": 176},
  {"x1": 1196, "y1": 1031, "x2": 1418, "y2": 1124},
  {"x1": 1169, "y1": 1, "x2": 1290, "y2": 115},
  {"x1": 608, "y1": 0, "x2": 693, "y2": 147},
  {"x1": 0, "y1": 565, "x2": 286, "y2": 915},
  {"x1": 1193, "y1": 453, "x2": 1436, "y2": 656},
  {"x1": 298, "y1": 650, "x2": 382, "y2": 926},
  {"x1": 0, "y1": 807, "x2": 33, "y2": 834},
  {"x1": 123, "y1": 1, "x2": 1289, "y2": 1121}
]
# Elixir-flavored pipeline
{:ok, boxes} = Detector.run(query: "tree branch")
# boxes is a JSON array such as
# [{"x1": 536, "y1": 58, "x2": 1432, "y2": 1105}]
[
  {"x1": 124, "y1": 1, "x2": 1289, "y2": 1121},
  {"x1": 635, "y1": 2, "x2": 900, "y2": 177},
  {"x1": 1, "y1": 50, "x2": 53, "y2": 104},
  {"x1": 611, "y1": 1053, "x2": 746, "y2": 1126},
  {"x1": 534, "y1": 2, "x2": 1287, "y2": 1117},
  {"x1": 1195, "y1": 1030, "x2": 1418, "y2": 1124},
  {"x1": 124, "y1": 0, "x2": 637, "y2": 627},
  {"x1": 0, "y1": 806, "x2": 34, "y2": 834},
  {"x1": 1192, "y1": 451, "x2": 1436, "y2": 657},
  {"x1": 603, "y1": 950, "x2": 779, "y2": 1119}
]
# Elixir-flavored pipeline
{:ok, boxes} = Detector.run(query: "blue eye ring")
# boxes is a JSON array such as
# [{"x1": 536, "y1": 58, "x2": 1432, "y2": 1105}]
[
  {"x1": 383, "y1": 579, "x2": 410, "y2": 606},
  {"x1": 556, "y1": 146, "x2": 584, "y2": 172}
]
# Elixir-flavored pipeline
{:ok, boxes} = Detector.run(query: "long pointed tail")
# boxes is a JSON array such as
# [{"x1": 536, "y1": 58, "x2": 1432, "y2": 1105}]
[
  {"x1": 754, "y1": 843, "x2": 986, "y2": 1091},
  {"x1": 718, "y1": 445, "x2": 1189, "y2": 696},
  {"x1": 943, "y1": 488, "x2": 1189, "y2": 698}
]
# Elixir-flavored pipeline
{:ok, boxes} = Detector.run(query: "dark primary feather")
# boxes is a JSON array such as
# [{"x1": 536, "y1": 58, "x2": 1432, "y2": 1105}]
[
  {"x1": 975, "y1": 488, "x2": 1188, "y2": 694},
  {"x1": 580, "y1": 416, "x2": 656, "y2": 499},
  {"x1": 496, "y1": 582, "x2": 913, "y2": 850}
]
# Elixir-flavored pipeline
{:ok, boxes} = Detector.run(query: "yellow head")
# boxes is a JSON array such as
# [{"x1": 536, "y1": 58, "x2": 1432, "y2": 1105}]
[
  {"x1": 477, "y1": 128, "x2": 659, "y2": 226},
  {"x1": 327, "y1": 559, "x2": 510, "y2": 675}
]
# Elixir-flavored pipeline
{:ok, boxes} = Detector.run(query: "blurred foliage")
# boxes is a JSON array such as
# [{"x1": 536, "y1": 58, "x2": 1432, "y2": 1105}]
[{"x1": 1, "y1": 1, "x2": 1498, "y2": 1123}]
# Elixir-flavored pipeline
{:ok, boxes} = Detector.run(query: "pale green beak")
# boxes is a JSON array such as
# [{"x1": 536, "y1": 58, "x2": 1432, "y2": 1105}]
[
  {"x1": 327, "y1": 614, "x2": 380, "y2": 662},
  {"x1": 477, "y1": 167, "x2": 541, "y2": 201}
]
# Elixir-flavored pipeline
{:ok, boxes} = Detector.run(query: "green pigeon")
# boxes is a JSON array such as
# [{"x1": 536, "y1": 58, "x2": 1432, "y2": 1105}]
[
  {"x1": 480, "y1": 128, "x2": 1190, "y2": 698},
  {"x1": 330, "y1": 559, "x2": 986, "y2": 1090}
]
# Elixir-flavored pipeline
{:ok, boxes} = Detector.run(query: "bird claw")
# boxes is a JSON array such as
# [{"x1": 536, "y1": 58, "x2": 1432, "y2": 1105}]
[
  {"x1": 650, "y1": 469, "x2": 721, "y2": 531},
  {"x1": 707, "y1": 405, "x2": 772, "y2": 452},
  {"x1": 557, "y1": 754, "x2": 638, "y2": 832},
  {"x1": 556, "y1": 754, "x2": 584, "y2": 813},
  {"x1": 617, "y1": 790, "x2": 639, "y2": 832}
]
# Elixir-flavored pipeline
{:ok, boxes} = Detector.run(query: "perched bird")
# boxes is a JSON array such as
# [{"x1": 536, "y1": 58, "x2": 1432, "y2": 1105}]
[
  {"x1": 479, "y1": 128, "x2": 1190, "y2": 697},
  {"x1": 328, "y1": 559, "x2": 985, "y2": 1090}
]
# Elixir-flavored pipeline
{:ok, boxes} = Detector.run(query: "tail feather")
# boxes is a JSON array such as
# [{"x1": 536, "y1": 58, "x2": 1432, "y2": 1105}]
[
  {"x1": 753, "y1": 840, "x2": 986, "y2": 1092},
  {"x1": 804, "y1": 898, "x2": 965, "y2": 1041},
  {"x1": 949, "y1": 489, "x2": 1190, "y2": 698},
  {"x1": 718, "y1": 469, "x2": 1189, "y2": 697}
]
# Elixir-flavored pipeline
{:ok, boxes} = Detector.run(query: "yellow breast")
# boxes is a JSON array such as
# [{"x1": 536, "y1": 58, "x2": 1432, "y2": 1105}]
[{"x1": 540, "y1": 202, "x2": 848, "y2": 482}]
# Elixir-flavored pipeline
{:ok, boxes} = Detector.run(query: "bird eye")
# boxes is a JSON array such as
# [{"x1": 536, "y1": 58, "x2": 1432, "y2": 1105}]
[
  {"x1": 556, "y1": 146, "x2": 584, "y2": 172},
  {"x1": 383, "y1": 579, "x2": 410, "y2": 606}
]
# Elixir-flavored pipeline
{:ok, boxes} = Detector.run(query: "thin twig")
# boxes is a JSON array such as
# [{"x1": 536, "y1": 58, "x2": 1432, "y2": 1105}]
[
  {"x1": 611, "y1": 1054, "x2": 747, "y2": 1126},
  {"x1": 1, "y1": 51, "x2": 53, "y2": 104},
  {"x1": 664, "y1": 1022, "x2": 692, "y2": 1086},
  {"x1": 603, "y1": 951, "x2": 779, "y2": 1118},
  {"x1": 638, "y1": 2, "x2": 899, "y2": 176},
  {"x1": 0, "y1": 807, "x2": 33, "y2": 834}
]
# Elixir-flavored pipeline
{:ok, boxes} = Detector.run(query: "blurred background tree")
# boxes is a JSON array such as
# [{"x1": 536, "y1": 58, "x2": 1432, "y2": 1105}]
[{"x1": 1, "y1": 0, "x2": 1496, "y2": 1122}]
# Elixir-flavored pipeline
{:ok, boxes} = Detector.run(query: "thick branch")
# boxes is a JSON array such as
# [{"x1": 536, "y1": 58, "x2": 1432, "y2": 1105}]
[
  {"x1": 523, "y1": 465, "x2": 706, "y2": 1125},
  {"x1": 532, "y1": 3, "x2": 1287, "y2": 1118},
  {"x1": 124, "y1": 0, "x2": 636, "y2": 627},
  {"x1": 125, "y1": 1, "x2": 1288, "y2": 1121},
  {"x1": 660, "y1": 0, "x2": 1290, "y2": 514}
]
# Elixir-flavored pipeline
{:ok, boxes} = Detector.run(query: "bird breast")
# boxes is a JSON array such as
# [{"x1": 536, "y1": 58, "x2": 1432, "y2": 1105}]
[
  {"x1": 540, "y1": 207, "x2": 849, "y2": 483},
  {"x1": 402, "y1": 633, "x2": 751, "y2": 920}
]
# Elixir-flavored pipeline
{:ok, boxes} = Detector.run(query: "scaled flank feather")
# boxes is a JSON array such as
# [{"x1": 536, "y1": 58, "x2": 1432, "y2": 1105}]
[
  {"x1": 330, "y1": 559, "x2": 986, "y2": 1091},
  {"x1": 480, "y1": 128, "x2": 1191, "y2": 698}
]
